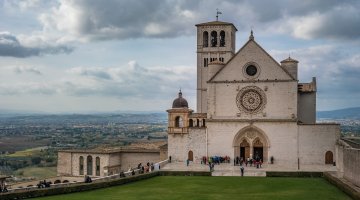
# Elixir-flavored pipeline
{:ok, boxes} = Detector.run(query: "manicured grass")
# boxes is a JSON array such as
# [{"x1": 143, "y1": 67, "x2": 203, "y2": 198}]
[{"x1": 31, "y1": 176, "x2": 350, "y2": 200}]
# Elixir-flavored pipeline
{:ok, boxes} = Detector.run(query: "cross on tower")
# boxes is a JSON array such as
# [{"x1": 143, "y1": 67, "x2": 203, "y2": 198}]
[{"x1": 216, "y1": 9, "x2": 222, "y2": 21}]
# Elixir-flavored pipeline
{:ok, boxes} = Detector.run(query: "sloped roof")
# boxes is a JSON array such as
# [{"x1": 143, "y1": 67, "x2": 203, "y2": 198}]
[{"x1": 208, "y1": 37, "x2": 295, "y2": 82}]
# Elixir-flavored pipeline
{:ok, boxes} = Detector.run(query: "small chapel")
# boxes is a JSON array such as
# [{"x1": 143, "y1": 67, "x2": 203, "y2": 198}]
[{"x1": 166, "y1": 19, "x2": 340, "y2": 169}]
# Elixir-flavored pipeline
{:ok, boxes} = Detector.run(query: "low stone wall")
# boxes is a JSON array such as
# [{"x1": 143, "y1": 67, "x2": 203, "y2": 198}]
[
  {"x1": 0, "y1": 172, "x2": 158, "y2": 200},
  {"x1": 343, "y1": 148, "x2": 360, "y2": 187},
  {"x1": 266, "y1": 171, "x2": 323, "y2": 177},
  {"x1": 324, "y1": 172, "x2": 360, "y2": 200},
  {"x1": 159, "y1": 171, "x2": 211, "y2": 176}
]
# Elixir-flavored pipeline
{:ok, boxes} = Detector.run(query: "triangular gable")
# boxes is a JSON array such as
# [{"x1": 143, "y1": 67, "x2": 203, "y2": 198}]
[{"x1": 208, "y1": 39, "x2": 295, "y2": 82}]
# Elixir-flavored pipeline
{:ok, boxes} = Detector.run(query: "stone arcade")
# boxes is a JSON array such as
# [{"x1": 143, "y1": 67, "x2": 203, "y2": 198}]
[{"x1": 167, "y1": 19, "x2": 340, "y2": 169}]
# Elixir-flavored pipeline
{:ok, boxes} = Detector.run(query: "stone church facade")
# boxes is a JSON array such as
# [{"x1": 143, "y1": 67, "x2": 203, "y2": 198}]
[{"x1": 167, "y1": 20, "x2": 340, "y2": 169}]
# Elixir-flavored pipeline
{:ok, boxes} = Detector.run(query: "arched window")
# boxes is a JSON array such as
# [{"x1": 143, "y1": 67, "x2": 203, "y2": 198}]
[
  {"x1": 175, "y1": 116, "x2": 183, "y2": 127},
  {"x1": 196, "y1": 119, "x2": 200, "y2": 127},
  {"x1": 203, "y1": 31, "x2": 208, "y2": 47},
  {"x1": 87, "y1": 155, "x2": 93, "y2": 175},
  {"x1": 189, "y1": 119, "x2": 193, "y2": 127},
  {"x1": 220, "y1": 31, "x2": 225, "y2": 47},
  {"x1": 202, "y1": 119, "x2": 206, "y2": 127},
  {"x1": 188, "y1": 150, "x2": 193, "y2": 161},
  {"x1": 96, "y1": 157, "x2": 100, "y2": 176},
  {"x1": 79, "y1": 156, "x2": 84, "y2": 175},
  {"x1": 325, "y1": 151, "x2": 333, "y2": 164},
  {"x1": 211, "y1": 31, "x2": 217, "y2": 47}
]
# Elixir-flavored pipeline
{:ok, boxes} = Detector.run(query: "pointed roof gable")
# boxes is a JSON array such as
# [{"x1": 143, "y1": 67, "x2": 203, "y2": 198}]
[{"x1": 208, "y1": 37, "x2": 295, "y2": 82}]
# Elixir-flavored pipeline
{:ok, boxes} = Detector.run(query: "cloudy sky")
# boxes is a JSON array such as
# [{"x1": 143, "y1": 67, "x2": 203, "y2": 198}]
[{"x1": 0, "y1": 0, "x2": 359, "y2": 113}]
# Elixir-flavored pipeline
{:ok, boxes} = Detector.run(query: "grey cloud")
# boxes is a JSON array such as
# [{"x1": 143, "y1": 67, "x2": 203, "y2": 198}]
[
  {"x1": 38, "y1": 0, "x2": 360, "y2": 41},
  {"x1": 271, "y1": 45, "x2": 360, "y2": 109},
  {"x1": 64, "y1": 61, "x2": 195, "y2": 99},
  {"x1": 0, "y1": 32, "x2": 73, "y2": 58},
  {"x1": 14, "y1": 66, "x2": 42, "y2": 75}
]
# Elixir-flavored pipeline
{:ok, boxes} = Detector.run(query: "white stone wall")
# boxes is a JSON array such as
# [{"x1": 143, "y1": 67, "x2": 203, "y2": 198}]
[
  {"x1": 120, "y1": 152, "x2": 160, "y2": 171},
  {"x1": 167, "y1": 128, "x2": 206, "y2": 163},
  {"x1": 57, "y1": 152, "x2": 72, "y2": 176},
  {"x1": 70, "y1": 153, "x2": 111, "y2": 177},
  {"x1": 212, "y1": 40, "x2": 293, "y2": 82},
  {"x1": 209, "y1": 82, "x2": 297, "y2": 119},
  {"x1": 298, "y1": 124, "x2": 339, "y2": 165},
  {"x1": 298, "y1": 92, "x2": 316, "y2": 124},
  {"x1": 343, "y1": 148, "x2": 360, "y2": 187},
  {"x1": 207, "y1": 121, "x2": 299, "y2": 168}
]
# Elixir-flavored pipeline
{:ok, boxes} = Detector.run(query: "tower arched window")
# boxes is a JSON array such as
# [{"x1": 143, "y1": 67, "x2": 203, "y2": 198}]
[
  {"x1": 189, "y1": 119, "x2": 193, "y2": 127},
  {"x1": 175, "y1": 116, "x2": 183, "y2": 127},
  {"x1": 220, "y1": 31, "x2": 225, "y2": 47},
  {"x1": 211, "y1": 31, "x2": 217, "y2": 47},
  {"x1": 79, "y1": 156, "x2": 84, "y2": 175},
  {"x1": 203, "y1": 31, "x2": 209, "y2": 47}
]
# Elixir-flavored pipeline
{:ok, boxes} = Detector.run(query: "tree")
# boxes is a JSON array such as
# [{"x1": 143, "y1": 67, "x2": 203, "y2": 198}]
[{"x1": 31, "y1": 157, "x2": 41, "y2": 165}]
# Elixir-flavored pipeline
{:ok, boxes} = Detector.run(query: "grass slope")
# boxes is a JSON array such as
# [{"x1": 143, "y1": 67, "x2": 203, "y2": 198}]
[
  {"x1": 32, "y1": 176, "x2": 350, "y2": 200},
  {"x1": 15, "y1": 167, "x2": 57, "y2": 179}
]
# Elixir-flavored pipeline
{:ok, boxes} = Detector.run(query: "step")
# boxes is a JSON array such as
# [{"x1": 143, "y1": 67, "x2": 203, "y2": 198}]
[{"x1": 212, "y1": 170, "x2": 266, "y2": 177}]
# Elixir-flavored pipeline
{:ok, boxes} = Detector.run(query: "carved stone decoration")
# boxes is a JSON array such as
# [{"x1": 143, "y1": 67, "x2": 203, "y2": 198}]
[
  {"x1": 247, "y1": 131, "x2": 256, "y2": 139},
  {"x1": 236, "y1": 86, "x2": 267, "y2": 114}
]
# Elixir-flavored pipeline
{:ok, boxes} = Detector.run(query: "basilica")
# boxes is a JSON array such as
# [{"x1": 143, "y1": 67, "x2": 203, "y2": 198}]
[{"x1": 167, "y1": 20, "x2": 340, "y2": 169}]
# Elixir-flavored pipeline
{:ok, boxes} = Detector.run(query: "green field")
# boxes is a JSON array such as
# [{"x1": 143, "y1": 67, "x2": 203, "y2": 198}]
[
  {"x1": 15, "y1": 166, "x2": 57, "y2": 179},
  {"x1": 31, "y1": 176, "x2": 350, "y2": 200}
]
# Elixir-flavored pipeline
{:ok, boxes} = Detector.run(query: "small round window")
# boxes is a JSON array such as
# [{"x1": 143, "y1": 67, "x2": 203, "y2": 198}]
[{"x1": 246, "y1": 65, "x2": 257, "y2": 76}]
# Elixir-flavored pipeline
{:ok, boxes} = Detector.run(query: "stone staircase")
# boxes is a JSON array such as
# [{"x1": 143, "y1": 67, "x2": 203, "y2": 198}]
[{"x1": 212, "y1": 169, "x2": 266, "y2": 177}]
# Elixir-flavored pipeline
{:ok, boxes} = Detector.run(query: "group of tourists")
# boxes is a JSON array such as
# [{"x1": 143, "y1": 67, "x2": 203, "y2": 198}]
[
  {"x1": 84, "y1": 175, "x2": 92, "y2": 183},
  {"x1": 0, "y1": 185, "x2": 7, "y2": 193},
  {"x1": 137, "y1": 162, "x2": 155, "y2": 174},
  {"x1": 234, "y1": 156, "x2": 263, "y2": 169},
  {"x1": 201, "y1": 156, "x2": 231, "y2": 165},
  {"x1": 37, "y1": 180, "x2": 52, "y2": 188}
]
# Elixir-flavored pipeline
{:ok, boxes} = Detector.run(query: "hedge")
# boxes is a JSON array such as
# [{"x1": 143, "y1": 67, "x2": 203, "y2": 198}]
[
  {"x1": 266, "y1": 171, "x2": 323, "y2": 178},
  {"x1": 159, "y1": 171, "x2": 211, "y2": 176}
]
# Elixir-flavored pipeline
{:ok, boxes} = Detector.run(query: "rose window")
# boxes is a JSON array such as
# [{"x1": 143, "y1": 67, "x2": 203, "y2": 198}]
[{"x1": 236, "y1": 86, "x2": 266, "y2": 114}]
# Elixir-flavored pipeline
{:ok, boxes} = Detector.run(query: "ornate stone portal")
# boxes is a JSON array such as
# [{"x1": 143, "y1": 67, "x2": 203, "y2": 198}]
[
  {"x1": 236, "y1": 86, "x2": 267, "y2": 114},
  {"x1": 233, "y1": 127, "x2": 270, "y2": 162}
]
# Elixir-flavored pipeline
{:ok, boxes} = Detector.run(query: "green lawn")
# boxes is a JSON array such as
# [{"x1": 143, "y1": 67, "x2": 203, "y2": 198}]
[{"x1": 32, "y1": 176, "x2": 350, "y2": 200}]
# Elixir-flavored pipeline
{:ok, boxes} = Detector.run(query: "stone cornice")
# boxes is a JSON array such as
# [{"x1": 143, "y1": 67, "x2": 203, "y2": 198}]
[
  {"x1": 208, "y1": 79, "x2": 297, "y2": 84},
  {"x1": 58, "y1": 148, "x2": 160, "y2": 154},
  {"x1": 207, "y1": 118, "x2": 297, "y2": 123}
]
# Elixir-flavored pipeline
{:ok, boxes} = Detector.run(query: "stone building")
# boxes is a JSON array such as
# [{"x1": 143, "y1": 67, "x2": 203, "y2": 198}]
[
  {"x1": 57, "y1": 143, "x2": 167, "y2": 177},
  {"x1": 167, "y1": 19, "x2": 340, "y2": 169}
]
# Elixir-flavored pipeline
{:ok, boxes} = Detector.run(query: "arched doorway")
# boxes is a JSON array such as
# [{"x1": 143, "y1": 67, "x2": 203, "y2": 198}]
[
  {"x1": 188, "y1": 150, "x2": 193, "y2": 161},
  {"x1": 325, "y1": 151, "x2": 333, "y2": 164},
  {"x1": 233, "y1": 126, "x2": 270, "y2": 162},
  {"x1": 253, "y1": 138, "x2": 263, "y2": 161},
  {"x1": 240, "y1": 139, "x2": 250, "y2": 160}
]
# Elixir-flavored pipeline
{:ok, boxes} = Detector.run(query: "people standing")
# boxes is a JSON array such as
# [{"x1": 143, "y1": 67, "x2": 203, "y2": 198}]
[{"x1": 240, "y1": 166, "x2": 244, "y2": 177}]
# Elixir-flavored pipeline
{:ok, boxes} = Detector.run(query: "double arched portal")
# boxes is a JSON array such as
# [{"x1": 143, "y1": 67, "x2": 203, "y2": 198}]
[{"x1": 233, "y1": 126, "x2": 270, "y2": 162}]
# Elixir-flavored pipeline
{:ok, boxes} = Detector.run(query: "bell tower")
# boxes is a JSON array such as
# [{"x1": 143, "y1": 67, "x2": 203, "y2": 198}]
[{"x1": 195, "y1": 20, "x2": 237, "y2": 113}]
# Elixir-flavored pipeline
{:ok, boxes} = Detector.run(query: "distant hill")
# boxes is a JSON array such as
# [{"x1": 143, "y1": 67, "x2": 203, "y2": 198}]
[{"x1": 317, "y1": 107, "x2": 360, "y2": 119}]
